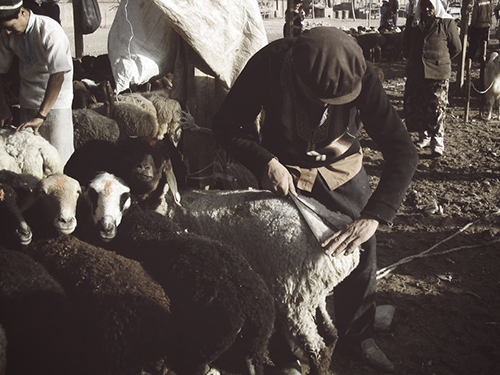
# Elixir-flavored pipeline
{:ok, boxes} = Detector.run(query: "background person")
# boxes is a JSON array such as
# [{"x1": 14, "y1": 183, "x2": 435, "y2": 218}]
[
  {"x1": 213, "y1": 27, "x2": 418, "y2": 374},
  {"x1": 403, "y1": 0, "x2": 461, "y2": 157},
  {"x1": 467, "y1": 0, "x2": 493, "y2": 62},
  {"x1": 0, "y1": 0, "x2": 73, "y2": 164}
]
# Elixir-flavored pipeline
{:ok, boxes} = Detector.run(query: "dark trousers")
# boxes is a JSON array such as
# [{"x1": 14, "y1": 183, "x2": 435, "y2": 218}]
[{"x1": 467, "y1": 26, "x2": 490, "y2": 62}]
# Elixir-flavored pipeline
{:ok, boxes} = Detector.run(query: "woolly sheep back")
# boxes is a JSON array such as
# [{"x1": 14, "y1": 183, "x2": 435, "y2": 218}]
[
  {"x1": 107, "y1": 206, "x2": 275, "y2": 375},
  {"x1": 0, "y1": 246, "x2": 77, "y2": 375},
  {"x1": 0, "y1": 128, "x2": 63, "y2": 178},
  {"x1": 21, "y1": 235, "x2": 176, "y2": 375}
]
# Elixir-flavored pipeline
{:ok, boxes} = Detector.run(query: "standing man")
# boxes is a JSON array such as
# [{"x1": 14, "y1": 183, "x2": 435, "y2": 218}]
[
  {"x1": 467, "y1": 0, "x2": 493, "y2": 62},
  {"x1": 0, "y1": 0, "x2": 73, "y2": 164},
  {"x1": 213, "y1": 27, "x2": 418, "y2": 373}
]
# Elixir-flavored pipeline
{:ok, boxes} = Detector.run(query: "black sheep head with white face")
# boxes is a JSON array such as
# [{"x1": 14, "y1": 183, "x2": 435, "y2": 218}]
[
  {"x1": 0, "y1": 171, "x2": 39, "y2": 247},
  {"x1": 115, "y1": 137, "x2": 186, "y2": 203}
]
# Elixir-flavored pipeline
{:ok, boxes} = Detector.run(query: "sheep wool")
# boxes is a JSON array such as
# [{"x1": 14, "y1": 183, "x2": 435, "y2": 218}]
[
  {"x1": 163, "y1": 188, "x2": 360, "y2": 375},
  {"x1": 21, "y1": 235, "x2": 177, "y2": 375},
  {"x1": 0, "y1": 127, "x2": 63, "y2": 179},
  {"x1": 0, "y1": 247, "x2": 77, "y2": 375}
]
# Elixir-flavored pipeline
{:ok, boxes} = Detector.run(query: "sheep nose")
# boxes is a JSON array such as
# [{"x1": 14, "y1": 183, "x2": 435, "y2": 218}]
[
  {"x1": 59, "y1": 216, "x2": 76, "y2": 225},
  {"x1": 98, "y1": 216, "x2": 116, "y2": 234}
]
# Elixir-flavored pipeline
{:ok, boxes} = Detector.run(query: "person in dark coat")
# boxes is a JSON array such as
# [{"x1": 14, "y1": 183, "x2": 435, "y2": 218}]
[
  {"x1": 467, "y1": 0, "x2": 492, "y2": 62},
  {"x1": 213, "y1": 27, "x2": 419, "y2": 374},
  {"x1": 403, "y1": 0, "x2": 462, "y2": 156}
]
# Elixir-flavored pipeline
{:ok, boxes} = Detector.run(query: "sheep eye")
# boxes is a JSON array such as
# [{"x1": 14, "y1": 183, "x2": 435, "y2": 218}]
[{"x1": 120, "y1": 192, "x2": 131, "y2": 210}]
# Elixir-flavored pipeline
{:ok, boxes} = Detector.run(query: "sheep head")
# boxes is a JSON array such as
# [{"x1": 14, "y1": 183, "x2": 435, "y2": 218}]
[
  {"x1": 86, "y1": 172, "x2": 131, "y2": 242},
  {"x1": 115, "y1": 137, "x2": 186, "y2": 204},
  {"x1": 21, "y1": 173, "x2": 82, "y2": 236},
  {"x1": 0, "y1": 183, "x2": 33, "y2": 246},
  {"x1": 0, "y1": 170, "x2": 39, "y2": 247}
]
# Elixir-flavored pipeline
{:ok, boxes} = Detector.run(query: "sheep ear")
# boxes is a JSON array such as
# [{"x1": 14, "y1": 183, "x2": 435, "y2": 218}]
[
  {"x1": 163, "y1": 159, "x2": 181, "y2": 206},
  {"x1": 164, "y1": 138, "x2": 187, "y2": 189}
]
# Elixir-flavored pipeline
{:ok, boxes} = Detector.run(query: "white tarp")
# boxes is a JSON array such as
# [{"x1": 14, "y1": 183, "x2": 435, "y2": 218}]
[{"x1": 108, "y1": 0, "x2": 268, "y2": 94}]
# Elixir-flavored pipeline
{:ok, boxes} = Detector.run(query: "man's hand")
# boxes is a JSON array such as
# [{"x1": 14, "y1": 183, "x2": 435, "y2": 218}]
[
  {"x1": 322, "y1": 215, "x2": 379, "y2": 256},
  {"x1": 16, "y1": 117, "x2": 44, "y2": 134},
  {"x1": 260, "y1": 158, "x2": 297, "y2": 197}
]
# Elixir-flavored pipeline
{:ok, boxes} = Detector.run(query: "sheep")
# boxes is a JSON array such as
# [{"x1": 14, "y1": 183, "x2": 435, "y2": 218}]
[
  {"x1": 20, "y1": 235, "x2": 176, "y2": 375},
  {"x1": 141, "y1": 90, "x2": 183, "y2": 145},
  {"x1": 64, "y1": 137, "x2": 186, "y2": 204},
  {"x1": 0, "y1": 137, "x2": 21, "y2": 174},
  {"x1": 0, "y1": 170, "x2": 39, "y2": 248},
  {"x1": 77, "y1": 171, "x2": 132, "y2": 243},
  {"x1": 0, "y1": 127, "x2": 63, "y2": 179},
  {"x1": 0, "y1": 246, "x2": 77, "y2": 375},
  {"x1": 105, "y1": 204, "x2": 275, "y2": 375},
  {"x1": 0, "y1": 324, "x2": 5, "y2": 375},
  {"x1": 21, "y1": 173, "x2": 82, "y2": 240},
  {"x1": 72, "y1": 108, "x2": 120, "y2": 149},
  {"x1": 484, "y1": 51, "x2": 500, "y2": 120},
  {"x1": 90, "y1": 167, "x2": 359, "y2": 375},
  {"x1": 113, "y1": 93, "x2": 160, "y2": 139},
  {"x1": 159, "y1": 189, "x2": 360, "y2": 375}
]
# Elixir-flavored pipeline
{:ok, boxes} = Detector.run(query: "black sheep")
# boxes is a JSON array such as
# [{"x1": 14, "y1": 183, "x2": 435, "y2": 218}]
[
  {"x1": 20, "y1": 235, "x2": 177, "y2": 375},
  {"x1": 64, "y1": 136, "x2": 186, "y2": 204},
  {"x1": 106, "y1": 205, "x2": 276, "y2": 375},
  {"x1": 0, "y1": 247, "x2": 78, "y2": 375},
  {"x1": 0, "y1": 171, "x2": 39, "y2": 248}
]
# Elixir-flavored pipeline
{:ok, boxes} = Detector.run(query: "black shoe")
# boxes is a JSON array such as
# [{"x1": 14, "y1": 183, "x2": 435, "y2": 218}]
[{"x1": 350, "y1": 338, "x2": 395, "y2": 373}]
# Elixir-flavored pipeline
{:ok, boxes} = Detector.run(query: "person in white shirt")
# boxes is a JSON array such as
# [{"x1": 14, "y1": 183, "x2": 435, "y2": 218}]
[{"x1": 0, "y1": 0, "x2": 73, "y2": 164}]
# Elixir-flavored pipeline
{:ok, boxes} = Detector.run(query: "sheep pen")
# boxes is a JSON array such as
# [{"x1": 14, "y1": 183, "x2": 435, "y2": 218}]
[{"x1": 60, "y1": 17, "x2": 500, "y2": 375}]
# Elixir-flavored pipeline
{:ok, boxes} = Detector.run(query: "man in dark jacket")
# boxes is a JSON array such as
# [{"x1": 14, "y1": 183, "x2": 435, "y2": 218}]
[{"x1": 213, "y1": 27, "x2": 418, "y2": 373}]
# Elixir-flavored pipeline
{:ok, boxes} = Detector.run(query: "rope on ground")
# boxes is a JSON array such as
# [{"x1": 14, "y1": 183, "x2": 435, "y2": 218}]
[{"x1": 376, "y1": 210, "x2": 500, "y2": 279}]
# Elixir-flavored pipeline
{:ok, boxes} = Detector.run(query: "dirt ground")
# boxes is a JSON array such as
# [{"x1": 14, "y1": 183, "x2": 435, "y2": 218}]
[
  {"x1": 72, "y1": 17, "x2": 500, "y2": 375},
  {"x1": 326, "y1": 41, "x2": 500, "y2": 375},
  {"x1": 254, "y1": 18, "x2": 500, "y2": 375}
]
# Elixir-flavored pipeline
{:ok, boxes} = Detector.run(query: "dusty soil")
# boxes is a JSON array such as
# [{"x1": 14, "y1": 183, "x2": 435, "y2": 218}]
[
  {"x1": 260, "y1": 17, "x2": 500, "y2": 375},
  {"x1": 325, "y1": 42, "x2": 500, "y2": 375}
]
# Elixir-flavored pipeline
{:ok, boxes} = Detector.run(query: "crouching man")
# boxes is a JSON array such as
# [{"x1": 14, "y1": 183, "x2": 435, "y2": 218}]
[{"x1": 213, "y1": 27, "x2": 418, "y2": 373}]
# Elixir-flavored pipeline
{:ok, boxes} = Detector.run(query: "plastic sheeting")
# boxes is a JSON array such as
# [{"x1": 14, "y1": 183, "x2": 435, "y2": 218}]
[{"x1": 108, "y1": 0, "x2": 268, "y2": 94}]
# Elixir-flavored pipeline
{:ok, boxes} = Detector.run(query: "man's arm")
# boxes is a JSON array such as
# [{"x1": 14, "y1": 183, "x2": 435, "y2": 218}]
[{"x1": 16, "y1": 71, "x2": 65, "y2": 134}]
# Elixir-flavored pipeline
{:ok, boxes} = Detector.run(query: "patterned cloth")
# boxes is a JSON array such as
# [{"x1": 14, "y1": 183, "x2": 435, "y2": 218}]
[{"x1": 403, "y1": 76, "x2": 448, "y2": 138}]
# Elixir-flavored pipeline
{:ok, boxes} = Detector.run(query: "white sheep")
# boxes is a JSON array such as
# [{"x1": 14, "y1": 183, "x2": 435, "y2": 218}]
[
  {"x1": 0, "y1": 127, "x2": 63, "y2": 179},
  {"x1": 79, "y1": 171, "x2": 132, "y2": 242},
  {"x1": 21, "y1": 173, "x2": 82, "y2": 239},
  {"x1": 0, "y1": 137, "x2": 21, "y2": 174},
  {"x1": 484, "y1": 51, "x2": 500, "y2": 120},
  {"x1": 97, "y1": 170, "x2": 359, "y2": 375},
  {"x1": 141, "y1": 90, "x2": 183, "y2": 145},
  {"x1": 113, "y1": 93, "x2": 159, "y2": 139}
]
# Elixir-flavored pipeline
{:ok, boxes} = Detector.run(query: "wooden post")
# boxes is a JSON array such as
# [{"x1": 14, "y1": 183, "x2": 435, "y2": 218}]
[
  {"x1": 284, "y1": 0, "x2": 294, "y2": 37},
  {"x1": 72, "y1": 0, "x2": 84, "y2": 59},
  {"x1": 465, "y1": 58, "x2": 471, "y2": 124},
  {"x1": 459, "y1": 0, "x2": 472, "y2": 89}
]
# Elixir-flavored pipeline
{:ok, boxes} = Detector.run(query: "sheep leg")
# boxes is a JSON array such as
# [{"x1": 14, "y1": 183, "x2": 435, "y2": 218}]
[
  {"x1": 285, "y1": 303, "x2": 333, "y2": 375},
  {"x1": 317, "y1": 298, "x2": 338, "y2": 348}
]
